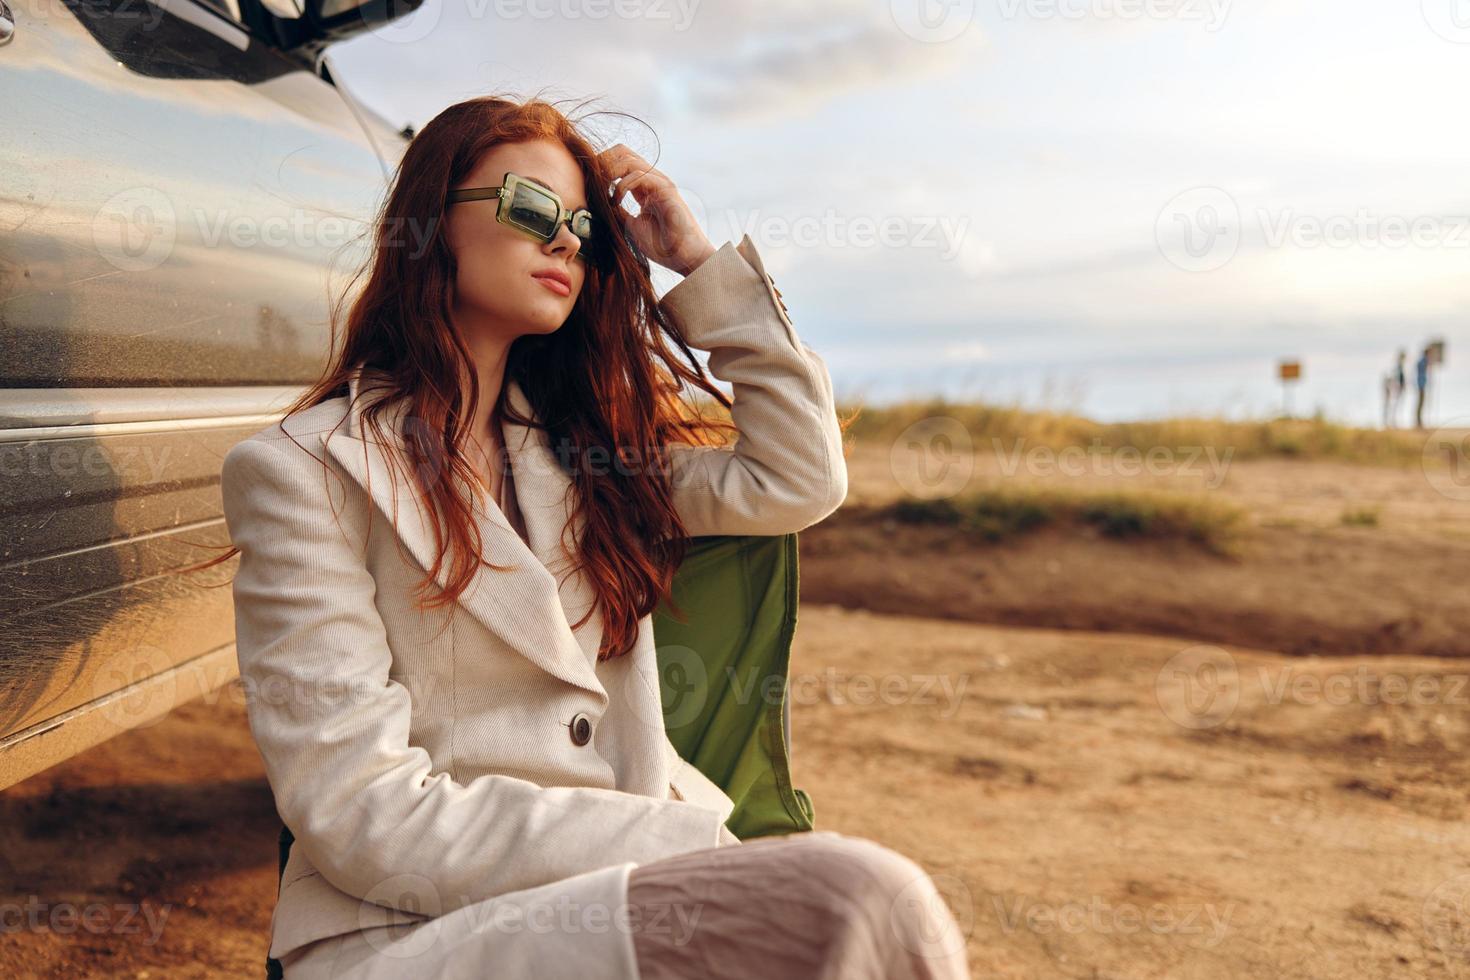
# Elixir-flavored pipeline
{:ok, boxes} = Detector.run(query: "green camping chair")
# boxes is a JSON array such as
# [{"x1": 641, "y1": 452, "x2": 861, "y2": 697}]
[{"x1": 264, "y1": 532, "x2": 815, "y2": 978}]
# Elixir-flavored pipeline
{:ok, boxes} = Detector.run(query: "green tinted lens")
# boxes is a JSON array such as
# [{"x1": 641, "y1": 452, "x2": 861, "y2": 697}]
[
  {"x1": 507, "y1": 182, "x2": 560, "y2": 239},
  {"x1": 570, "y1": 210, "x2": 593, "y2": 242}
]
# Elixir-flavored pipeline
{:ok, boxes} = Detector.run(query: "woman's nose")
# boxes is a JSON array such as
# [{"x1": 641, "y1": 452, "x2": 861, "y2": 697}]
[{"x1": 545, "y1": 223, "x2": 581, "y2": 259}]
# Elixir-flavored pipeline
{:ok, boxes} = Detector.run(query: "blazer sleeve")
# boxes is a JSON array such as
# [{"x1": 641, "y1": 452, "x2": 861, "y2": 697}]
[
  {"x1": 220, "y1": 435, "x2": 729, "y2": 919},
  {"x1": 655, "y1": 234, "x2": 848, "y2": 538}
]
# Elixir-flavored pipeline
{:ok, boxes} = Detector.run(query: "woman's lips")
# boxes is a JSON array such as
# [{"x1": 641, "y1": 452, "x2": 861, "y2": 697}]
[{"x1": 532, "y1": 273, "x2": 571, "y2": 297}]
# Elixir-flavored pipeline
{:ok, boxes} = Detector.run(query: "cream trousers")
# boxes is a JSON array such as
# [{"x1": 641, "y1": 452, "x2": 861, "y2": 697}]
[{"x1": 280, "y1": 830, "x2": 972, "y2": 979}]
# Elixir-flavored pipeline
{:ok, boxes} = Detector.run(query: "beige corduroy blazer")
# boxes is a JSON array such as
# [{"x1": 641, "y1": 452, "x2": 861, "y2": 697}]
[{"x1": 219, "y1": 233, "x2": 848, "y2": 971}]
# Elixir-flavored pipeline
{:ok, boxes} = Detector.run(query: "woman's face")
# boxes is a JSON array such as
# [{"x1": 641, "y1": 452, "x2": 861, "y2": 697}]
[{"x1": 445, "y1": 138, "x2": 589, "y2": 344}]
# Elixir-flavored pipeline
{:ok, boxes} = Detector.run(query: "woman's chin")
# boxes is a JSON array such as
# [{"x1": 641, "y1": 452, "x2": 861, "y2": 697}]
[{"x1": 522, "y1": 308, "x2": 570, "y2": 335}]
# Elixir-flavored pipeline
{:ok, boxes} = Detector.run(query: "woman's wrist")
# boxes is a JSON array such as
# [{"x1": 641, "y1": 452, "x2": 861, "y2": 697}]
[{"x1": 670, "y1": 241, "x2": 718, "y2": 278}]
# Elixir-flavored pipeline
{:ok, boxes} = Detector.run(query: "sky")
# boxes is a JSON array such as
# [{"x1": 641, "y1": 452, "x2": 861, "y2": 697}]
[{"x1": 325, "y1": 0, "x2": 1470, "y2": 426}]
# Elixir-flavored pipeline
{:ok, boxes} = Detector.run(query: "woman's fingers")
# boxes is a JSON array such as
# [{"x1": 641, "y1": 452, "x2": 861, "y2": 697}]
[
  {"x1": 597, "y1": 143, "x2": 712, "y2": 274},
  {"x1": 602, "y1": 144, "x2": 657, "y2": 202}
]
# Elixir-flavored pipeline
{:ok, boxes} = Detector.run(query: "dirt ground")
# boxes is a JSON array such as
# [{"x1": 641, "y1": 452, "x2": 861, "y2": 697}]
[
  {"x1": 2, "y1": 448, "x2": 1467, "y2": 977},
  {"x1": 792, "y1": 605, "x2": 1470, "y2": 979},
  {"x1": 816, "y1": 444, "x2": 1470, "y2": 660},
  {"x1": 0, "y1": 688, "x2": 279, "y2": 978}
]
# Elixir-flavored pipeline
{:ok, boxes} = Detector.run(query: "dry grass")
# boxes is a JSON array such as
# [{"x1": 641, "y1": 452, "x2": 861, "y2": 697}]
[
  {"x1": 1339, "y1": 506, "x2": 1382, "y2": 528},
  {"x1": 838, "y1": 399, "x2": 1426, "y2": 466},
  {"x1": 886, "y1": 486, "x2": 1249, "y2": 556}
]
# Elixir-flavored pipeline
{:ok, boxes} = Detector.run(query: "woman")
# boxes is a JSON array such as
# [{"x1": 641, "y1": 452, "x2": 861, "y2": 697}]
[{"x1": 217, "y1": 95, "x2": 970, "y2": 979}]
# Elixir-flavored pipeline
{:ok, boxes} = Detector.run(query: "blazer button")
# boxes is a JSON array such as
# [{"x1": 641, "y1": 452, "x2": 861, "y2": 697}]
[{"x1": 569, "y1": 712, "x2": 592, "y2": 746}]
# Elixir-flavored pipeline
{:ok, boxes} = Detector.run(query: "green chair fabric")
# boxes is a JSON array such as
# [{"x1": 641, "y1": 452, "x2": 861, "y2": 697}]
[
  {"x1": 265, "y1": 532, "x2": 813, "y2": 978},
  {"x1": 652, "y1": 532, "x2": 814, "y2": 838}
]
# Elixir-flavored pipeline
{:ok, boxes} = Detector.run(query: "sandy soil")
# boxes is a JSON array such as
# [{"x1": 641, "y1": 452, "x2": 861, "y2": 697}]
[
  {"x1": 6, "y1": 604, "x2": 1469, "y2": 979},
  {"x1": 0, "y1": 687, "x2": 278, "y2": 978},
  {"x1": 790, "y1": 604, "x2": 1470, "y2": 979},
  {"x1": 2, "y1": 451, "x2": 1466, "y2": 977}
]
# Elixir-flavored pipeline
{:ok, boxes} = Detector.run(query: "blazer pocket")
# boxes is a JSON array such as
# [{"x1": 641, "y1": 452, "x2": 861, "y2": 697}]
[{"x1": 668, "y1": 758, "x2": 736, "y2": 825}]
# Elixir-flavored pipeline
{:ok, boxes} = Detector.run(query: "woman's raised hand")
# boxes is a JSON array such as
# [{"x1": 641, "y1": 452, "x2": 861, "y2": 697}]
[{"x1": 600, "y1": 144, "x2": 716, "y2": 278}]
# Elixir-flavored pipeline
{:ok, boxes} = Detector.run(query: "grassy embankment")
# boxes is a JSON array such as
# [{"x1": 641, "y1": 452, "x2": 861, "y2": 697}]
[
  {"x1": 829, "y1": 400, "x2": 1431, "y2": 554},
  {"x1": 838, "y1": 399, "x2": 1427, "y2": 465}
]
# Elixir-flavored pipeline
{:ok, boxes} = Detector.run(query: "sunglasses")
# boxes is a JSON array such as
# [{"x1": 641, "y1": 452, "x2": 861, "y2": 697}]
[{"x1": 447, "y1": 172, "x2": 596, "y2": 258}]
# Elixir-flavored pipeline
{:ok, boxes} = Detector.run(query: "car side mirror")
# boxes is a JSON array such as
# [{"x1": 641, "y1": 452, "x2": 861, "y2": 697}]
[{"x1": 237, "y1": 0, "x2": 426, "y2": 53}]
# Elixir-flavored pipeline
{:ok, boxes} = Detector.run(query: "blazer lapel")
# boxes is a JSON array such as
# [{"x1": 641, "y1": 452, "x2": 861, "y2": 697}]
[
  {"x1": 495, "y1": 383, "x2": 608, "y2": 663},
  {"x1": 318, "y1": 364, "x2": 609, "y2": 704}
]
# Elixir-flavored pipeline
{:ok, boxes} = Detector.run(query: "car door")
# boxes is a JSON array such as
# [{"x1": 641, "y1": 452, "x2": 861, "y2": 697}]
[{"x1": 0, "y1": 0, "x2": 406, "y2": 787}]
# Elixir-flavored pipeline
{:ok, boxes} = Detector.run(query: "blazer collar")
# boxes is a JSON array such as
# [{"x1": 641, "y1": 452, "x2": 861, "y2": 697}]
[{"x1": 317, "y1": 363, "x2": 609, "y2": 703}]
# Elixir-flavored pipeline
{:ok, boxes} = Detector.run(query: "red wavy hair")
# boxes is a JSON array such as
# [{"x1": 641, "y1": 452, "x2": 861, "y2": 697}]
[{"x1": 194, "y1": 93, "x2": 791, "y2": 661}]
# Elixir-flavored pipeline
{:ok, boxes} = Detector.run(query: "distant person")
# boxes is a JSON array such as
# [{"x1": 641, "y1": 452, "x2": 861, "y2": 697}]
[
  {"x1": 1415, "y1": 347, "x2": 1431, "y2": 430},
  {"x1": 1382, "y1": 372, "x2": 1395, "y2": 429},
  {"x1": 1386, "y1": 348, "x2": 1407, "y2": 428}
]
